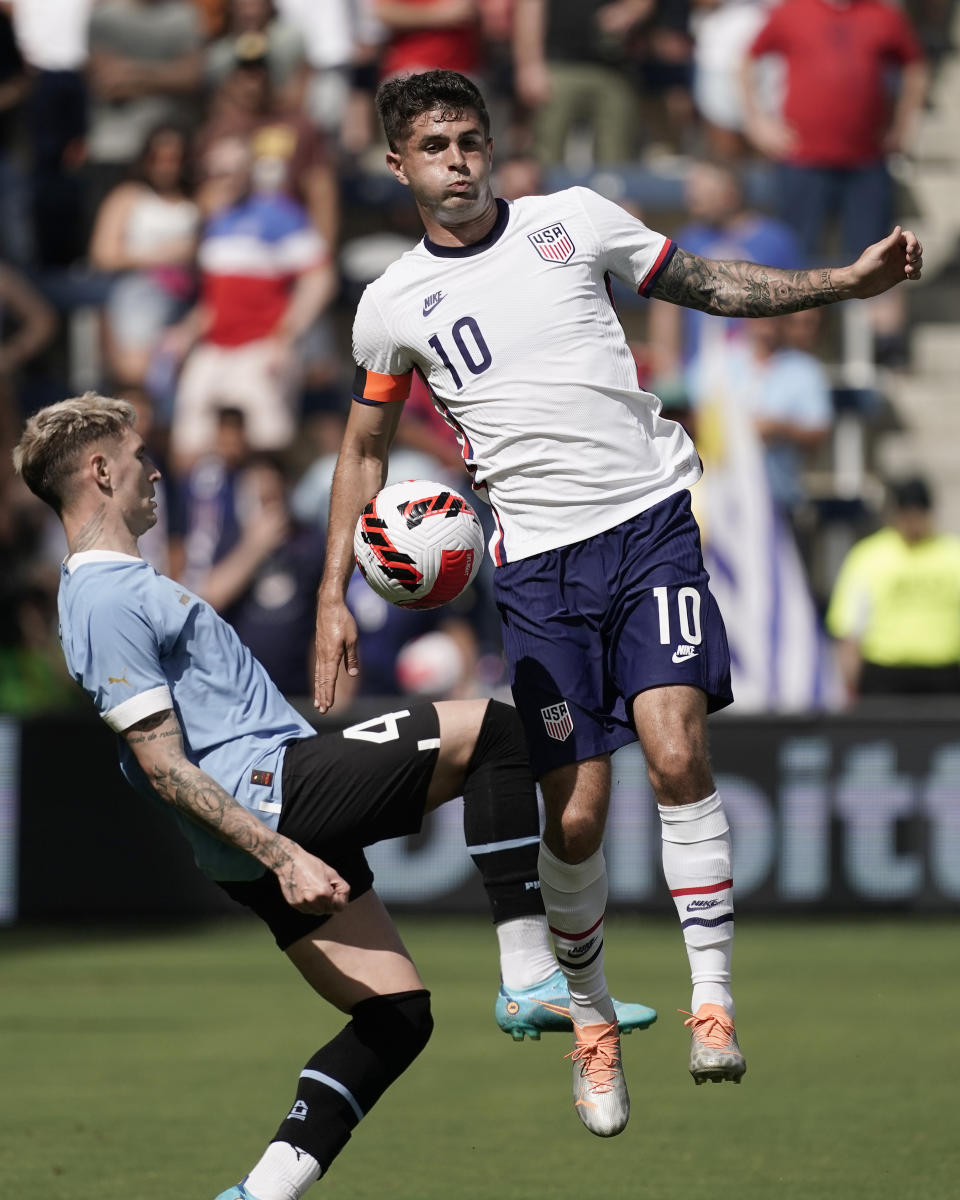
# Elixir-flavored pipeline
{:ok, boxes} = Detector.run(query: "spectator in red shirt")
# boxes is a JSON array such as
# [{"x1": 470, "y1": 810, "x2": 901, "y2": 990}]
[
  {"x1": 741, "y1": 0, "x2": 928, "y2": 262},
  {"x1": 165, "y1": 135, "x2": 336, "y2": 470},
  {"x1": 373, "y1": 0, "x2": 486, "y2": 81}
]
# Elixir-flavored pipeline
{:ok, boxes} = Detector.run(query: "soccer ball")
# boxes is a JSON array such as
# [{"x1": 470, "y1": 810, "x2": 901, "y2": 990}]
[{"x1": 353, "y1": 479, "x2": 485, "y2": 609}]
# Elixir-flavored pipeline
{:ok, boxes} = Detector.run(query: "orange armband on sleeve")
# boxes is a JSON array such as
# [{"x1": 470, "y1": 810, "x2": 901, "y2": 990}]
[{"x1": 352, "y1": 366, "x2": 413, "y2": 405}]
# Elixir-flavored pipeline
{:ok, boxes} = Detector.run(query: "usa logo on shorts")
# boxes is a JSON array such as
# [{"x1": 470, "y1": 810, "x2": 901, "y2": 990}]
[
  {"x1": 541, "y1": 701, "x2": 574, "y2": 742},
  {"x1": 528, "y1": 223, "x2": 575, "y2": 264}
]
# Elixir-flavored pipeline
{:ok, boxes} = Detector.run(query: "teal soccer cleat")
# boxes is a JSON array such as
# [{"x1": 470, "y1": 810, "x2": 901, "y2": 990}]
[
  {"x1": 213, "y1": 1184, "x2": 261, "y2": 1200},
  {"x1": 496, "y1": 968, "x2": 657, "y2": 1041}
]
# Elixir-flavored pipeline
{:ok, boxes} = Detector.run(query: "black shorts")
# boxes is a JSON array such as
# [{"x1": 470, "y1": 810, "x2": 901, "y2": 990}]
[{"x1": 218, "y1": 704, "x2": 441, "y2": 950}]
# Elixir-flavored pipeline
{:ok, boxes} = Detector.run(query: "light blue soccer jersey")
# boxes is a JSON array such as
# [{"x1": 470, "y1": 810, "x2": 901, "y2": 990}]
[{"x1": 58, "y1": 551, "x2": 314, "y2": 880}]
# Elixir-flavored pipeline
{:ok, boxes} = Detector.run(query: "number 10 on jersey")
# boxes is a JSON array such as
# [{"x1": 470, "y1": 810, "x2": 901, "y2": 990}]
[{"x1": 428, "y1": 317, "x2": 492, "y2": 389}]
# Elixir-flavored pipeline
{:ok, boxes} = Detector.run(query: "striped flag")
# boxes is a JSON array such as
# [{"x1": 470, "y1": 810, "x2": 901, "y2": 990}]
[{"x1": 690, "y1": 335, "x2": 843, "y2": 712}]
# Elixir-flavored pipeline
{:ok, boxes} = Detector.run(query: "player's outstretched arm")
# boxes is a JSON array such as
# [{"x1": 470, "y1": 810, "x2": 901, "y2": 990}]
[
  {"x1": 650, "y1": 227, "x2": 923, "y2": 316},
  {"x1": 314, "y1": 396, "x2": 404, "y2": 713},
  {"x1": 123, "y1": 709, "x2": 349, "y2": 914}
]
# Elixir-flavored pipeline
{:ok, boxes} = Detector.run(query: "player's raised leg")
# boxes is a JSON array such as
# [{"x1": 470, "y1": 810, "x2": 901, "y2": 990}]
[
  {"x1": 633, "y1": 685, "x2": 745, "y2": 1085},
  {"x1": 538, "y1": 757, "x2": 630, "y2": 1137},
  {"x1": 215, "y1": 891, "x2": 433, "y2": 1200},
  {"x1": 429, "y1": 699, "x2": 656, "y2": 1043}
]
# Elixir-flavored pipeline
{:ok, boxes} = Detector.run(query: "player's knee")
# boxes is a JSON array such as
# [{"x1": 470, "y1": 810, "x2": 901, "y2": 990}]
[
  {"x1": 646, "y1": 742, "x2": 712, "y2": 803},
  {"x1": 466, "y1": 698, "x2": 530, "y2": 772},
  {"x1": 546, "y1": 806, "x2": 605, "y2": 861},
  {"x1": 351, "y1": 988, "x2": 434, "y2": 1074}
]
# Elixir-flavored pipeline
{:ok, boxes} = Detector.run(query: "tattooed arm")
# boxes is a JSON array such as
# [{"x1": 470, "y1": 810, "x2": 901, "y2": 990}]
[
  {"x1": 123, "y1": 709, "x2": 349, "y2": 914},
  {"x1": 650, "y1": 227, "x2": 923, "y2": 317}
]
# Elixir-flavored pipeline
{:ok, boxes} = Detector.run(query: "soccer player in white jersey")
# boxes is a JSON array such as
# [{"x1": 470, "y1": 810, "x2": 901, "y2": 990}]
[
  {"x1": 12, "y1": 392, "x2": 657, "y2": 1200},
  {"x1": 313, "y1": 70, "x2": 923, "y2": 1137}
]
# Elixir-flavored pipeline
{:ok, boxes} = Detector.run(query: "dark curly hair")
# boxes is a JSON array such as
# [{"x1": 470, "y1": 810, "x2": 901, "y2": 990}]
[{"x1": 375, "y1": 70, "x2": 490, "y2": 152}]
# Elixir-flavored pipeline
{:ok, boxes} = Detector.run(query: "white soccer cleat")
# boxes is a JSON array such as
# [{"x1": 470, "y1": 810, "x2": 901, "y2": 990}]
[
  {"x1": 682, "y1": 1004, "x2": 746, "y2": 1084},
  {"x1": 568, "y1": 1019, "x2": 630, "y2": 1137}
]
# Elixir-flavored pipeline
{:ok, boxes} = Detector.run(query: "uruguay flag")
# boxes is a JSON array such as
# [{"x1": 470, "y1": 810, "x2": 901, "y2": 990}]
[{"x1": 690, "y1": 336, "x2": 843, "y2": 712}]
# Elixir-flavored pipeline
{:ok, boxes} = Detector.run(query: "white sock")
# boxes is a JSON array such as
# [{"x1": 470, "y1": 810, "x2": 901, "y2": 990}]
[
  {"x1": 537, "y1": 842, "x2": 615, "y2": 1027},
  {"x1": 660, "y1": 792, "x2": 735, "y2": 1016},
  {"x1": 244, "y1": 1141, "x2": 322, "y2": 1200},
  {"x1": 495, "y1": 914, "x2": 559, "y2": 990}
]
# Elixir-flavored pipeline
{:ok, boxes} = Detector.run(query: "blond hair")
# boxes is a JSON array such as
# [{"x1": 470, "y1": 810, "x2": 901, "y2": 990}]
[{"x1": 12, "y1": 391, "x2": 137, "y2": 514}]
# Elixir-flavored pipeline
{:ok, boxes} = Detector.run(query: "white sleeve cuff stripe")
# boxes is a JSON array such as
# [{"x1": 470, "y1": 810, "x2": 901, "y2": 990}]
[{"x1": 103, "y1": 686, "x2": 173, "y2": 732}]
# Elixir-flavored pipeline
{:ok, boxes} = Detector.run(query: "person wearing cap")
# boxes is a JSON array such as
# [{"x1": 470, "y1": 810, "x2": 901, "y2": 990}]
[
  {"x1": 165, "y1": 134, "x2": 336, "y2": 470},
  {"x1": 826, "y1": 475, "x2": 960, "y2": 699},
  {"x1": 205, "y1": 0, "x2": 310, "y2": 112},
  {"x1": 198, "y1": 18, "x2": 337, "y2": 247}
]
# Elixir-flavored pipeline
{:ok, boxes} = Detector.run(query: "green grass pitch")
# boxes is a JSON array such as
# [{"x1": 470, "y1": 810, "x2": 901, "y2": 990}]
[{"x1": 2, "y1": 915, "x2": 957, "y2": 1199}]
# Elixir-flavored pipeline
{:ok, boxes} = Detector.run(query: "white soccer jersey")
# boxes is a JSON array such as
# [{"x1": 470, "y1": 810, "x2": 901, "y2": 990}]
[{"x1": 352, "y1": 186, "x2": 702, "y2": 564}]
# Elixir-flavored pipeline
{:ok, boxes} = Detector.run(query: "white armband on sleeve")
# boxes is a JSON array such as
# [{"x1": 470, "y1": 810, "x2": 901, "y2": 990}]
[{"x1": 103, "y1": 685, "x2": 174, "y2": 732}]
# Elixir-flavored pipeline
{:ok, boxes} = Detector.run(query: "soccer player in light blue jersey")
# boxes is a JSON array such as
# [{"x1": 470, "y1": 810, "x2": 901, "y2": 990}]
[{"x1": 12, "y1": 392, "x2": 652, "y2": 1199}]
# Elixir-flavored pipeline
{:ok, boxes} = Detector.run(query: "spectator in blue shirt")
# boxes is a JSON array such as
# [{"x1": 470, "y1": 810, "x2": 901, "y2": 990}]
[{"x1": 646, "y1": 159, "x2": 803, "y2": 406}]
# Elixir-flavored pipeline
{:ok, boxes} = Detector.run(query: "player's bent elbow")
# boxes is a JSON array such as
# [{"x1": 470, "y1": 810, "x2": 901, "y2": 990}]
[{"x1": 127, "y1": 736, "x2": 193, "y2": 798}]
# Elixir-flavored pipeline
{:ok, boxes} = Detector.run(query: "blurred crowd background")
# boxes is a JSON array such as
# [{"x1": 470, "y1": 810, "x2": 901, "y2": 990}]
[{"x1": 2, "y1": 0, "x2": 960, "y2": 720}]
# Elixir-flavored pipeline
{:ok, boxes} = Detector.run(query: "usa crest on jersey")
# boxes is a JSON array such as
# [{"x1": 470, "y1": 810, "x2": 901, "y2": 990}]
[
  {"x1": 528, "y1": 222, "x2": 575, "y2": 264},
  {"x1": 541, "y1": 701, "x2": 574, "y2": 741}
]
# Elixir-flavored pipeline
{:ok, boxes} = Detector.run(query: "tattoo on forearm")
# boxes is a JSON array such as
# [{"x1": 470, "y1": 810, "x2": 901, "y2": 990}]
[
  {"x1": 126, "y1": 709, "x2": 293, "y2": 879},
  {"x1": 73, "y1": 504, "x2": 108, "y2": 552},
  {"x1": 148, "y1": 759, "x2": 291, "y2": 871},
  {"x1": 818, "y1": 268, "x2": 837, "y2": 301},
  {"x1": 651, "y1": 249, "x2": 842, "y2": 317}
]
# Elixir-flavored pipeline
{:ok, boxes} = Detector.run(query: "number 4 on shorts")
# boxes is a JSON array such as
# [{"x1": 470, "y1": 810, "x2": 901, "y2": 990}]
[{"x1": 341, "y1": 710, "x2": 412, "y2": 743}]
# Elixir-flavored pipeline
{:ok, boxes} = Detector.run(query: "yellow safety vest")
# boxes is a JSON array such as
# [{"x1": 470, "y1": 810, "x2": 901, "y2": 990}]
[{"x1": 826, "y1": 528, "x2": 960, "y2": 665}]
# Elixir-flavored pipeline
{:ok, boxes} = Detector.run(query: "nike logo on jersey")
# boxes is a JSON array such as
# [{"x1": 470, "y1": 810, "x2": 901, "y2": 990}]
[
  {"x1": 422, "y1": 290, "x2": 447, "y2": 316},
  {"x1": 672, "y1": 645, "x2": 698, "y2": 665}
]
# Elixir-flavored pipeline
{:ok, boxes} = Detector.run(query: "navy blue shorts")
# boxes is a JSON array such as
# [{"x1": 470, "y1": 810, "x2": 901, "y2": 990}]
[{"x1": 493, "y1": 491, "x2": 733, "y2": 778}]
